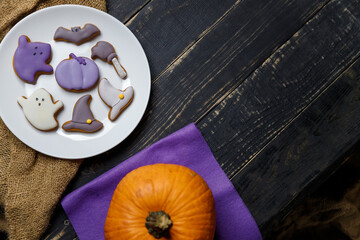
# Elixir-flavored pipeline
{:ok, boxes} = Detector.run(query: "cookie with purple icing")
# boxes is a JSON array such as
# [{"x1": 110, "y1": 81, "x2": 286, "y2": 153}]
[
  {"x1": 91, "y1": 41, "x2": 127, "y2": 79},
  {"x1": 54, "y1": 24, "x2": 100, "y2": 45},
  {"x1": 13, "y1": 35, "x2": 53, "y2": 84},
  {"x1": 55, "y1": 53, "x2": 99, "y2": 92},
  {"x1": 98, "y1": 78, "x2": 134, "y2": 121},
  {"x1": 62, "y1": 95, "x2": 103, "y2": 133}
]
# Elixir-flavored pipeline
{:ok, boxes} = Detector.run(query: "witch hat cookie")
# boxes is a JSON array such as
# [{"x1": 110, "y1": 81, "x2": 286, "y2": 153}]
[
  {"x1": 62, "y1": 95, "x2": 103, "y2": 133},
  {"x1": 98, "y1": 78, "x2": 134, "y2": 121}
]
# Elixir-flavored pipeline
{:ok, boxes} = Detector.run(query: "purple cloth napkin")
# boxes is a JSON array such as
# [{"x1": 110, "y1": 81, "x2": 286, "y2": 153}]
[{"x1": 61, "y1": 123, "x2": 262, "y2": 240}]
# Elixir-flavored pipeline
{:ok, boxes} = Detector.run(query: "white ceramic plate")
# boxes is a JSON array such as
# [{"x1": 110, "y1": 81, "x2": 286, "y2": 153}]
[{"x1": 0, "y1": 5, "x2": 151, "y2": 159}]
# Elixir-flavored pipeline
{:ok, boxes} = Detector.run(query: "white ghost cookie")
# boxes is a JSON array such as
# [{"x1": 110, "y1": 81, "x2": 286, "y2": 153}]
[
  {"x1": 98, "y1": 78, "x2": 134, "y2": 121},
  {"x1": 18, "y1": 88, "x2": 64, "y2": 131}
]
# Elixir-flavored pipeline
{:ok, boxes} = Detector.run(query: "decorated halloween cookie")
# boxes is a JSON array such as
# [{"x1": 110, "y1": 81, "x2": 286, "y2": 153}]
[
  {"x1": 91, "y1": 41, "x2": 127, "y2": 79},
  {"x1": 62, "y1": 95, "x2": 103, "y2": 133},
  {"x1": 98, "y1": 78, "x2": 134, "y2": 121},
  {"x1": 17, "y1": 88, "x2": 63, "y2": 131},
  {"x1": 55, "y1": 53, "x2": 99, "y2": 92},
  {"x1": 13, "y1": 35, "x2": 53, "y2": 84},
  {"x1": 54, "y1": 24, "x2": 100, "y2": 45}
]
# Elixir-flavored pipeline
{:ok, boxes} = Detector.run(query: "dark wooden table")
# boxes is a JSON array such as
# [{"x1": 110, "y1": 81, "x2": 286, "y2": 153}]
[{"x1": 43, "y1": 0, "x2": 360, "y2": 239}]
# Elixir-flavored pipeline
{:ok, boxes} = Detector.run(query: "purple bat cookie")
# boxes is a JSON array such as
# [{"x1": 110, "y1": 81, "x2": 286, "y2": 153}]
[
  {"x1": 13, "y1": 35, "x2": 53, "y2": 84},
  {"x1": 55, "y1": 53, "x2": 99, "y2": 92},
  {"x1": 54, "y1": 24, "x2": 100, "y2": 45}
]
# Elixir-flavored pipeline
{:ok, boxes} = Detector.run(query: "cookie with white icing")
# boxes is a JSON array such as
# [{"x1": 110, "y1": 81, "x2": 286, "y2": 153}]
[
  {"x1": 17, "y1": 88, "x2": 63, "y2": 131},
  {"x1": 98, "y1": 78, "x2": 134, "y2": 121}
]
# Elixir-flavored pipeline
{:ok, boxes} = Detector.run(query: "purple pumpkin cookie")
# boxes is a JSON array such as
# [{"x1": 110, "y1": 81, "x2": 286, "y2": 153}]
[
  {"x1": 62, "y1": 95, "x2": 103, "y2": 133},
  {"x1": 55, "y1": 53, "x2": 99, "y2": 92},
  {"x1": 13, "y1": 35, "x2": 53, "y2": 84}
]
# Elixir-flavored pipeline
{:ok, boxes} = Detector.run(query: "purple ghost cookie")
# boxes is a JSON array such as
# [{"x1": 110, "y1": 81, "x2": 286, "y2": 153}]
[
  {"x1": 55, "y1": 53, "x2": 99, "y2": 92},
  {"x1": 62, "y1": 95, "x2": 103, "y2": 133},
  {"x1": 13, "y1": 35, "x2": 53, "y2": 84}
]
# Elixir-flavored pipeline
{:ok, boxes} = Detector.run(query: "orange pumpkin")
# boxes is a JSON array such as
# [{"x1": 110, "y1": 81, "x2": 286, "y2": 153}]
[{"x1": 104, "y1": 163, "x2": 216, "y2": 240}]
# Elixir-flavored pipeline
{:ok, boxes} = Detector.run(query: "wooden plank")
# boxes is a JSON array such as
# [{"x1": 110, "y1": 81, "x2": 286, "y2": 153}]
[
  {"x1": 43, "y1": 0, "x2": 243, "y2": 238},
  {"x1": 43, "y1": 0, "x2": 330, "y2": 238},
  {"x1": 107, "y1": 0, "x2": 150, "y2": 23},
  {"x1": 230, "y1": 58, "x2": 360, "y2": 235},
  {"x1": 194, "y1": 0, "x2": 360, "y2": 234},
  {"x1": 199, "y1": 0, "x2": 360, "y2": 178},
  {"x1": 126, "y1": 0, "x2": 239, "y2": 78},
  {"x1": 77, "y1": 0, "x2": 330, "y2": 182}
]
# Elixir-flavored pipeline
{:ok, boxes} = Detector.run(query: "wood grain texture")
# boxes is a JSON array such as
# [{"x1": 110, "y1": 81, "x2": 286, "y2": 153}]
[
  {"x1": 195, "y1": 0, "x2": 360, "y2": 233},
  {"x1": 199, "y1": 0, "x2": 360, "y2": 178},
  {"x1": 70, "y1": 0, "x2": 329, "y2": 186},
  {"x1": 125, "y1": 0, "x2": 239, "y2": 78},
  {"x1": 106, "y1": 0, "x2": 150, "y2": 23},
  {"x1": 44, "y1": 0, "x2": 360, "y2": 238},
  {"x1": 231, "y1": 57, "x2": 360, "y2": 235}
]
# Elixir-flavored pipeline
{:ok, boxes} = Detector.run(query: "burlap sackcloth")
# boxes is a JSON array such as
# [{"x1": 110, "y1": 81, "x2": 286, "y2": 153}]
[{"x1": 0, "y1": 1, "x2": 106, "y2": 239}]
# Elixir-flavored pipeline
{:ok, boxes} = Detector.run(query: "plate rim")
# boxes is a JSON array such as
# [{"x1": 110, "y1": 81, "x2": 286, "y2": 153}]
[{"x1": 0, "y1": 4, "x2": 151, "y2": 159}]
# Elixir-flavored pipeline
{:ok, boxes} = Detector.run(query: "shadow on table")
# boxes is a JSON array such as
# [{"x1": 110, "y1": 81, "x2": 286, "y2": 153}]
[{"x1": 269, "y1": 144, "x2": 360, "y2": 240}]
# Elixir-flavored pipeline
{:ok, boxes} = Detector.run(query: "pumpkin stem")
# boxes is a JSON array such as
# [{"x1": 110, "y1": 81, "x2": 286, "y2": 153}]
[{"x1": 145, "y1": 211, "x2": 172, "y2": 239}]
